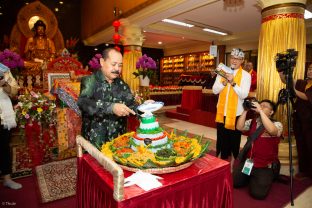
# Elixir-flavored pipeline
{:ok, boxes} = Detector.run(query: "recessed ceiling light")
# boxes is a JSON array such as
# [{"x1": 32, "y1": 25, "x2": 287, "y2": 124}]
[
  {"x1": 203, "y1": 28, "x2": 227, "y2": 36},
  {"x1": 59, "y1": 1, "x2": 64, "y2": 4},
  {"x1": 0, "y1": 12, "x2": 3, "y2": 15},
  {"x1": 162, "y1": 19, "x2": 194, "y2": 28},
  {"x1": 143, "y1": 30, "x2": 146, "y2": 32},
  {"x1": 305, "y1": 9, "x2": 312, "y2": 19},
  {"x1": 105, "y1": 43, "x2": 109, "y2": 46},
  {"x1": 94, "y1": 48, "x2": 98, "y2": 51},
  {"x1": 158, "y1": 41, "x2": 162, "y2": 45},
  {"x1": 55, "y1": 8, "x2": 59, "y2": 12}
]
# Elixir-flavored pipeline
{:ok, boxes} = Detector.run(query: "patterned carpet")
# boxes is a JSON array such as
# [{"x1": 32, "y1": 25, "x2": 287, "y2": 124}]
[
  {"x1": 35, "y1": 157, "x2": 77, "y2": 203},
  {"x1": 11, "y1": 145, "x2": 32, "y2": 179}
]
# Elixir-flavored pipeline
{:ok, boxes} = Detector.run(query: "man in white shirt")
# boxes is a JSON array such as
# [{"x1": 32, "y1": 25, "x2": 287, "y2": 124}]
[{"x1": 212, "y1": 48, "x2": 251, "y2": 171}]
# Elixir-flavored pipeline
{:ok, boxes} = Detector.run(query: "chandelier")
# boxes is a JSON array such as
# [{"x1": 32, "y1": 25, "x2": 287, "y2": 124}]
[{"x1": 223, "y1": 0, "x2": 244, "y2": 11}]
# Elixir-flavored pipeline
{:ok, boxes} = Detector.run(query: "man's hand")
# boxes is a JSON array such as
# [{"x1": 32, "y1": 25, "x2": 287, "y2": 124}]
[
  {"x1": 225, "y1": 73, "x2": 234, "y2": 84},
  {"x1": 113, "y1": 103, "x2": 136, "y2": 117},
  {"x1": 251, "y1": 101, "x2": 262, "y2": 113}
]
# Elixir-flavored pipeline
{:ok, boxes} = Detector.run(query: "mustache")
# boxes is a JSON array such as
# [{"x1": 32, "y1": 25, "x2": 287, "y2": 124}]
[{"x1": 111, "y1": 70, "x2": 120, "y2": 75}]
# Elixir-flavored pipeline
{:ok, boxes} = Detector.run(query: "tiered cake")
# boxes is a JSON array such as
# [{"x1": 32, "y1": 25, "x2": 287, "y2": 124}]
[{"x1": 131, "y1": 115, "x2": 169, "y2": 153}]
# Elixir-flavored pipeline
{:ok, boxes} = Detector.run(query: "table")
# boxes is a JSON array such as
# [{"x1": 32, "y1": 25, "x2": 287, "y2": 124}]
[
  {"x1": 181, "y1": 86, "x2": 203, "y2": 111},
  {"x1": 77, "y1": 154, "x2": 233, "y2": 208},
  {"x1": 150, "y1": 91, "x2": 182, "y2": 106}
]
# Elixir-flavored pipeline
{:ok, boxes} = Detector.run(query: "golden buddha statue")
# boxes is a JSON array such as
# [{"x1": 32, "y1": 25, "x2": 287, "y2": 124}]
[
  {"x1": 22, "y1": 20, "x2": 56, "y2": 79},
  {"x1": 24, "y1": 20, "x2": 56, "y2": 62}
]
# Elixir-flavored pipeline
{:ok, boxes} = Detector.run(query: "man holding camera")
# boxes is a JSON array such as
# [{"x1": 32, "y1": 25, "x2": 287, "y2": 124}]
[
  {"x1": 233, "y1": 99, "x2": 283, "y2": 199},
  {"x1": 212, "y1": 48, "x2": 251, "y2": 171}
]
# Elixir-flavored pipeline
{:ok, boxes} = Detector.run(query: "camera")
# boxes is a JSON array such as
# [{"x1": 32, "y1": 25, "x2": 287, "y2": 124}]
[
  {"x1": 243, "y1": 98, "x2": 258, "y2": 110},
  {"x1": 275, "y1": 49, "x2": 298, "y2": 73}
]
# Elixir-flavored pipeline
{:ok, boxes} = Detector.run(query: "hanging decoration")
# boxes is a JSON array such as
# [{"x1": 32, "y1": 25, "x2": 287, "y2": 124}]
[{"x1": 112, "y1": 19, "x2": 121, "y2": 51}]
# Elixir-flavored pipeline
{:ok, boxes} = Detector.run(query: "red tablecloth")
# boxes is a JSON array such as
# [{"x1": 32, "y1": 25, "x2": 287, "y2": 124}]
[
  {"x1": 181, "y1": 86, "x2": 202, "y2": 111},
  {"x1": 77, "y1": 154, "x2": 233, "y2": 208}
]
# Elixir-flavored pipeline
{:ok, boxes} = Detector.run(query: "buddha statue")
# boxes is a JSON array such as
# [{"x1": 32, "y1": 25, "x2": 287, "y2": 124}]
[
  {"x1": 22, "y1": 20, "x2": 56, "y2": 80},
  {"x1": 24, "y1": 20, "x2": 56, "y2": 62}
]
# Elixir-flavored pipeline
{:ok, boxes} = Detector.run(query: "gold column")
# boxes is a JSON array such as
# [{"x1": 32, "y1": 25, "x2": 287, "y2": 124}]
[
  {"x1": 257, "y1": 0, "x2": 306, "y2": 126},
  {"x1": 120, "y1": 20, "x2": 145, "y2": 93}
]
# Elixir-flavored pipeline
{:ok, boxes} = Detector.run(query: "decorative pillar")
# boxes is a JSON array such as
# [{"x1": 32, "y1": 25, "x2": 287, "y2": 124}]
[
  {"x1": 120, "y1": 19, "x2": 145, "y2": 92},
  {"x1": 257, "y1": 0, "x2": 306, "y2": 126}
]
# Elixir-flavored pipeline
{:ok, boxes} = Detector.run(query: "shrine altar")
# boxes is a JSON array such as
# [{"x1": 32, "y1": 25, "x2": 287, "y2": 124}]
[{"x1": 76, "y1": 136, "x2": 233, "y2": 208}]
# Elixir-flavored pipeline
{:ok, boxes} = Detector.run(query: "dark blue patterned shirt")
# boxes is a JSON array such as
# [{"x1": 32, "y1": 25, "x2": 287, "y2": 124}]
[{"x1": 77, "y1": 70, "x2": 137, "y2": 149}]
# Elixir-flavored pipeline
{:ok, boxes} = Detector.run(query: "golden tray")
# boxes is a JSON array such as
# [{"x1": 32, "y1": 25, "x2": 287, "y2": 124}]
[{"x1": 119, "y1": 161, "x2": 194, "y2": 174}]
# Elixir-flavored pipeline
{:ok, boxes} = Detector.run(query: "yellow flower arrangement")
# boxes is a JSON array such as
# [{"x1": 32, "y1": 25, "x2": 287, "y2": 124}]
[
  {"x1": 101, "y1": 129, "x2": 210, "y2": 169},
  {"x1": 15, "y1": 90, "x2": 56, "y2": 128}
]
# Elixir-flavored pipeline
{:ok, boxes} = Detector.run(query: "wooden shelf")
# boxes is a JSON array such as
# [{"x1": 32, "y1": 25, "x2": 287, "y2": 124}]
[{"x1": 160, "y1": 51, "x2": 216, "y2": 86}]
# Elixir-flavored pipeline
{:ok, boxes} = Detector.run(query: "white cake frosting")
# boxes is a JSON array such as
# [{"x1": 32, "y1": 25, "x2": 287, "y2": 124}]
[{"x1": 139, "y1": 121, "x2": 159, "y2": 130}]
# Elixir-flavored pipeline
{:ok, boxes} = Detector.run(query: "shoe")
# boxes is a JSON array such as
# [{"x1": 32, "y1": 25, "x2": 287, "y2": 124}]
[{"x1": 3, "y1": 179, "x2": 22, "y2": 190}]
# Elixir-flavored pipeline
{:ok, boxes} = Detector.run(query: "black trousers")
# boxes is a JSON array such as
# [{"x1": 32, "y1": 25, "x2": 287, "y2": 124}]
[
  {"x1": 233, "y1": 161, "x2": 274, "y2": 200},
  {"x1": 216, "y1": 116, "x2": 242, "y2": 159},
  {"x1": 0, "y1": 125, "x2": 12, "y2": 175}
]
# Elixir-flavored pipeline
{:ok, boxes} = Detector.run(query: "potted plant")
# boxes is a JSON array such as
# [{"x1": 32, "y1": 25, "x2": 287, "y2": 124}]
[{"x1": 132, "y1": 54, "x2": 157, "y2": 86}]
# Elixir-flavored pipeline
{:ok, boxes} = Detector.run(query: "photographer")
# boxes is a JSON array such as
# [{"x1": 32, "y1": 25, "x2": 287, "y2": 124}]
[
  {"x1": 278, "y1": 63, "x2": 312, "y2": 179},
  {"x1": 233, "y1": 99, "x2": 283, "y2": 200}
]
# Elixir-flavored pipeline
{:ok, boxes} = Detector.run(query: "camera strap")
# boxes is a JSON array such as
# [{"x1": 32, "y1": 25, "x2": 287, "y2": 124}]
[{"x1": 237, "y1": 124, "x2": 264, "y2": 161}]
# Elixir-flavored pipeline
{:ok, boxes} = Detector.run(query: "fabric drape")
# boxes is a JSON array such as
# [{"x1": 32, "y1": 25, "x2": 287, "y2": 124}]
[
  {"x1": 257, "y1": 5, "x2": 306, "y2": 126},
  {"x1": 77, "y1": 154, "x2": 234, "y2": 208},
  {"x1": 122, "y1": 50, "x2": 142, "y2": 92}
]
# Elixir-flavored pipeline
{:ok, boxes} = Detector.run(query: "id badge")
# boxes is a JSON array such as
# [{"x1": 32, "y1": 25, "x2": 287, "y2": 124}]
[{"x1": 242, "y1": 158, "x2": 254, "y2": 175}]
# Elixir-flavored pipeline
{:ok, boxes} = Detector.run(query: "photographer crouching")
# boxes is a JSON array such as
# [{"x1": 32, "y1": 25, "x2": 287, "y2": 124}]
[{"x1": 233, "y1": 98, "x2": 283, "y2": 200}]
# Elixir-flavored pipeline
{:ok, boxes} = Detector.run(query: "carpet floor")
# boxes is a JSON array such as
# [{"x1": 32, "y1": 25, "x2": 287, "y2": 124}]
[{"x1": 35, "y1": 157, "x2": 77, "y2": 203}]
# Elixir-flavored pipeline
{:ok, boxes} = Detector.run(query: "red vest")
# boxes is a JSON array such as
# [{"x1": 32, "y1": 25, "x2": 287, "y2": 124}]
[{"x1": 246, "y1": 119, "x2": 280, "y2": 168}]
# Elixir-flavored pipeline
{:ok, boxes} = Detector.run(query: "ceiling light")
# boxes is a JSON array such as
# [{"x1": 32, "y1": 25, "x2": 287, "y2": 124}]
[
  {"x1": 203, "y1": 28, "x2": 227, "y2": 36},
  {"x1": 162, "y1": 19, "x2": 194, "y2": 28},
  {"x1": 59, "y1": 1, "x2": 64, "y2": 4},
  {"x1": 305, "y1": 10, "x2": 312, "y2": 19},
  {"x1": 55, "y1": 8, "x2": 59, "y2": 12},
  {"x1": 158, "y1": 41, "x2": 163, "y2": 45}
]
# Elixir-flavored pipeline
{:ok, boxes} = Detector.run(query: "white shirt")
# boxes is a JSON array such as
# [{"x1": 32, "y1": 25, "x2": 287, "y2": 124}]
[{"x1": 212, "y1": 68, "x2": 251, "y2": 116}]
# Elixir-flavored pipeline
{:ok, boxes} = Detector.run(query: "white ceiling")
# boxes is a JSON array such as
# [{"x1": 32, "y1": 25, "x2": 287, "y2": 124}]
[
  {"x1": 86, "y1": 0, "x2": 312, "y2": 50},
  {"x1": 142, "y1": 0, "x2": 262, "y2": 49}
]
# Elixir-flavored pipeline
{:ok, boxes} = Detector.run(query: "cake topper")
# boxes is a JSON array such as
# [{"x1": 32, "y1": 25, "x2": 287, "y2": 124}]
[{"x1": 137, "y1": 101, "x2": 164, "y2": 117}]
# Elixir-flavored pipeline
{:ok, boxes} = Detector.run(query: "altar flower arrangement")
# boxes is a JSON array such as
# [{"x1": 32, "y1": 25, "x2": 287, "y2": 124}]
[
  {"x1": 88, "y1": 53, "x2": 102, "y2": 71},
  {"x1": 15, "y1": 91, "x2": 57, "y2": 128},
  {"x1": 133, "y1": 54, "x2": 157, "y2": 79},
  {"x1": 0, "y1": 49, "x2": 24, "y2": 76}
]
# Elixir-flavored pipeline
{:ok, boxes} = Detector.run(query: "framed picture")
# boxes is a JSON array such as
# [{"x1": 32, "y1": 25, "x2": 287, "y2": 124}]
[{"x1": 47, "y1": 73, "x2": 70, "y2": 92}]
